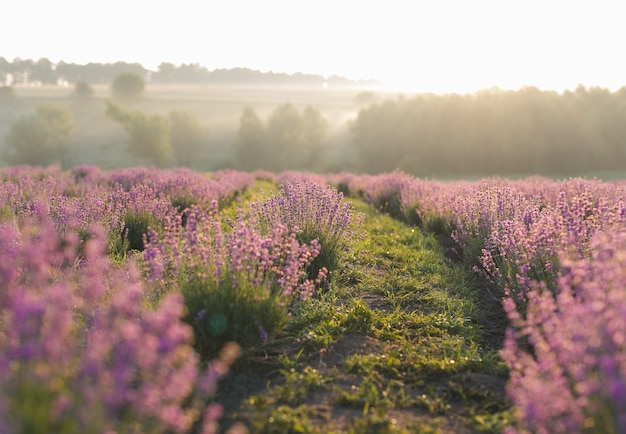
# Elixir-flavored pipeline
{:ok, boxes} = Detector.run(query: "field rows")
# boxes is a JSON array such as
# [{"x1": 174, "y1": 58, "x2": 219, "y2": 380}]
[{"x1": 1, "y1": 166, "x2": 625, "y2": 433}]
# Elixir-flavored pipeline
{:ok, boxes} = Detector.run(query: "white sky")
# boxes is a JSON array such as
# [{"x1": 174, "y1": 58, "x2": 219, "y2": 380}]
[{"x1": 2, "y1": 0, "x2": 625, "y2": 94}]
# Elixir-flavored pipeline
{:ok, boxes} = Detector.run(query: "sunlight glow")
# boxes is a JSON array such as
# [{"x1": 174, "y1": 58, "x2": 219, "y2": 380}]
[{"x1": 1, "y1": 0, "x2": 625, "y2": 93}]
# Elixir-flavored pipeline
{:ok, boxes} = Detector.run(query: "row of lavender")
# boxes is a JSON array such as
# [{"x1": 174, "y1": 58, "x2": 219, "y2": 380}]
[
  {"x1": 330, "y1": 170, "x2": 626, "y2": 433},
  {"x1": 0, "y1": 165, "x2": 255, "y2": 253},
  {"x1": 0, "y1": 166, "x2": 360, "y2": 433}
]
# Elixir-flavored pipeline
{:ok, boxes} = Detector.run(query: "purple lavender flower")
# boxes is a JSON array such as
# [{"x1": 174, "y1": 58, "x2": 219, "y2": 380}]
[
  {"x1": 258, "y1": 326, "x2": 269, "y2": 344},
  {"x1": 196, "y1": 309, "x2": 207, "y2": 323},
  {"x1": 502, "y1": 230, "x2": 626, "y2": 433},
  {"x1": 0, "y1": 213, "x2": 235, "y2": 433}
]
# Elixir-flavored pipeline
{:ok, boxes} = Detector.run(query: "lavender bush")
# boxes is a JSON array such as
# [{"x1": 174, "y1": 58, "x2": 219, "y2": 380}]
[
  {"x1": 0, "y1": 213, "x2": 235, "y2": 433},
  {"x1": 341, "y1": 170, "x2": 415, "y2": 221},
  {"x1": 251, "y1": 175, "x2": 362, "y2": 284},
  {"x1": 339, "y1": 171, "x2": 626, "y2": 432},
  {"x1": 100, "y1": 166, "x2": 252, "y2": 210},
  {"x1": 330, "y1": 171, "x2": 457, "y2": 232},
  {"x1": 502, "y1": 230, "x2": 626, "y2": 434},
  {"x1": 5, "y1": 165, "x2": 626, "y2": 433},
  {"x1": 0, "y1": 165, "x2": 256, "y2": 258},
  {"x1": 445, "y1": 178, "x2": 626, "y2": 305},
  {"x1": 143, "y1": 201, "x2": 327, "y2": 358}
]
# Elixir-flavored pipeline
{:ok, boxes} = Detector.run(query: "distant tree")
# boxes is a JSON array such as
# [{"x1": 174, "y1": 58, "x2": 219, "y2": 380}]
[
  {"x1": 351, "y1": 97, "x2": 416, "y2": 173},
  {"x1": 155, "y1": 62, "x2": 176, "y2": 83},
  {"x1": 234, "y1": 104, "x2": 329, "y2": 171},
  {"x1": 10, "y1": 58, "x2": 34, "y2": 85},
  {"x1": 3, "y1": 103, "x2": 76, "y2": 167},
  {"x1": 266, "y1": 103, "x2": 302, "y2": 169},
  {"x1": 265, "y1": 103, "x2": 330, "y2": 170},
  {"x1": 169, "y1": 110, "x2": 208, "y2": 167},
  {"x1": 235, "y1": 107, "x2": 271, "y2": 170},
  {"x1": 0, "y1": 56, "x2": 11, "y2": 74},
  {"x1": 301, "y1": 105, "x2": 328, "y2": 168},
  {"x1": 105, "y1": 101, "x2": 171, "y2": 167},
  {"x1": 55, "y1": 61, "x2": 82, "y2": 83},
  {"x1": 301, "y1": 105, "x2": 327, "y2": 147},
  {"x1": 31, "y1": 57, "x2": 56, "y2": 84},
  {"x1": 111, "y1": 72, "x2": 145, "y2": 99},
  {"x1": 73, "y1": 80, "x2": 94, "y2": 98},
  {"x1": 175, "y1": 63, "x2": 211, "y2": 83}
]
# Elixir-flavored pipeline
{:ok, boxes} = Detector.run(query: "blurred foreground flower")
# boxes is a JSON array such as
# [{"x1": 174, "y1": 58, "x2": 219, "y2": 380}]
[
  {"x1": 502, "y1": 230, "x2": 626, "y2": 434},
  {"x1": 0, "y1": 212, "x2": 238, "y2": 433}
]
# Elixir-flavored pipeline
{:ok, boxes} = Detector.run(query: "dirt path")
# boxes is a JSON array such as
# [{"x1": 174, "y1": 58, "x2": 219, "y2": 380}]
[{"x1": 215, "y1": 201, "x2": 510, "y2": 433}]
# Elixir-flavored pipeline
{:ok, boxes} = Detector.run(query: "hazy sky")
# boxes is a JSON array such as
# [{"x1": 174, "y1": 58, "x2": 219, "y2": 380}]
[{"x1": 2, "y1": 0, "x2": 624, "y2": 93}]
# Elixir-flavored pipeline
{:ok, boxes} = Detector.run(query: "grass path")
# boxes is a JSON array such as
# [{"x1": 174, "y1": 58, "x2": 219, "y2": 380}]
[{"x1": 216, "y1": 198, "x2": 511, "y2": 433}]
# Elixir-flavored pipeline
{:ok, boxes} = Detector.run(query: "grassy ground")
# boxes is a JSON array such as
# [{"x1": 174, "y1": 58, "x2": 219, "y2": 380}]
[{"x1": 215, "y1": 197, "x2": 512, "y2": 433}]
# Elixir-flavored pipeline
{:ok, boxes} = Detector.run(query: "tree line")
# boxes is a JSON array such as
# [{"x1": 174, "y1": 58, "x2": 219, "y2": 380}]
[
  {"x1": 351, "y1": 85, "x2": 626, "y2": 176},
  {"x1": 235, "y1": 104, "x2": 328, "y2": 172},
  {"x1": 3, "y1": 76, "x2": 626, "y2": 176},
  {"x1": 2, "y1": 71, "x2": 329, "y2": 170},
  {"x1": 2, "y1": 100, "x2": 209, "y2": 169},
  {"x1": 2, "y1": 102, "x2": 328, "y2": 171},
  {"x1": 0, "y1": 57, "x2": 376, "y2": 87}
]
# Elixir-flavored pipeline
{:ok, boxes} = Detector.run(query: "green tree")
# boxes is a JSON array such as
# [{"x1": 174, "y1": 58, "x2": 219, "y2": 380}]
[
  {"x1": 111, "y1": 72, "x2": 145, "y2": 99},
  {"x1": 156, "y1": 62, "x2": 176, "y2": 83},
  {"x1": 31, "y1": 57, "x2": 55, "y2": 84},
  {"x1": 106, "y1": 101, "x2": 172, "y2": 167},
  {"x1": 301, "y1": 105, "x2": 328, "y2": 168},
  {"x1": 3, "y1": 103, "x2": 76, "y2": 167},
  {"x1": 73, "y1": 80, "x2": 94, "y2": 98},
  {"x1": 351, "y1": 97, "x2": 415, "y2": 173},
  {"x1": 235, "y1": 107, "x2": 271, "y2": 170},
  {"x1": 234, "y1": 104, "x2": 329, "y2": 171},
  {"x1": 169, "y1": 110, "x2": 208, "y2": 167},
  {"x1": 266, "y1": 103, "x2": 302, "y2": 170}
]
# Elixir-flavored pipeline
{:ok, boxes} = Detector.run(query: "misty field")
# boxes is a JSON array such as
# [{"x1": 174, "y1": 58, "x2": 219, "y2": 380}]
[
  {"x1": 4, "y1": 82, "x2": 626, "y2": 179},
  {"x1": 0, "y1": 84, "x2": 369, "y2": 172},
  {"x1": 1, "y1": 165, "x2": 625, "y2": 433}
]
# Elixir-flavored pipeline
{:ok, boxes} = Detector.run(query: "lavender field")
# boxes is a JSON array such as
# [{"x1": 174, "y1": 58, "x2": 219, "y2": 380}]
[{"x1": 1, "y1": 165, "x2": 625, "y2": 433}]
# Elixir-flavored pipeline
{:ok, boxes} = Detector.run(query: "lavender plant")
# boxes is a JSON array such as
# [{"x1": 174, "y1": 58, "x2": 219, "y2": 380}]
[
  {"x1": 459, "y1": 179, "x2": 626, "y2": 305},
  {"x1": 342, "y1": 170, "x2": 415, "y2": 221},
  {"x1": 502, "y1": 230, "x2": 626, "y2": 434},
  {"x1": 101, "y1": 166, "x2": 251, "y2": 211},
  {"x1": 0, "y1": 214, "x2": 235, "y2": 433},
  {"x1": 334, "y1": 171, "x2": 457, "y2": 231},
  {"x1": 251, "y1": 176, "x2": 362, "y2": 284},
  {"x1": 143, "y1": 201, "x2": 327, "y2": 359}
]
